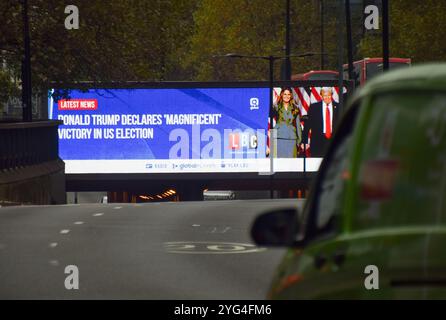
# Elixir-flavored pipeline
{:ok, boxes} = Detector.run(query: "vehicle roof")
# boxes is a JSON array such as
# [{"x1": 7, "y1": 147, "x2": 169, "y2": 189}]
[
  {"x1": 343, "y1": 57, "x2": 411, "y2": 67},
  {"x1": 356, "y1": 57, "x2": 411, "y2": 64},
  {"x1": 291, "y1": 70, "x2": 339, "y2": 80},
  {"x1": 350, "y1": 63, "x2": 446, "y2": 104},
  {"x1": 305, "y1": 70, "x2": 339, "y2": 74}
]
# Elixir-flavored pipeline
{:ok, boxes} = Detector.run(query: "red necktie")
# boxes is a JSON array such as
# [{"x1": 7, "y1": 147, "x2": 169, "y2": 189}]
[{"x1": 325, "y1": 104, "x2": 331, "y2": 139}]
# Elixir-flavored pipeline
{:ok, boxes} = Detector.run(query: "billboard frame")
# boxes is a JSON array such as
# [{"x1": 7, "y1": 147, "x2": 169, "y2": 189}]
[{"x1": 49, "y1": 80, "x2": 354, "y2": 194}]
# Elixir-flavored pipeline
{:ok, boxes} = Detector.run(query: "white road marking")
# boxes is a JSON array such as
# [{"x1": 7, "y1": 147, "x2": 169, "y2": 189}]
[
  {"x1": 49, "y1": 260, "x2": 60, "y2": 267},
  {"x1": 192, "y1": 224, "x2": 200, "y2": 227},
  {"x1": 49, "y1": 243, "x2": 58, "y2": 248},
  {"x1": 164, "y1": 241, "x2": 267, "y2": 255},
  {"x1": 60, "y1": 229, "x2": 70, "y2": 234},
  {"x1": 93, "y1": 213, "x2": 104, "y2": 217},
  {"x1": 208, "y1": 226, "x2": 231, "y2": 233},
  {"x1": 113, "y1": 206, "x2": 122, "y2": 210},
  {"x1": 74, "y1": 221, "x2": 84, "y2": 225}
]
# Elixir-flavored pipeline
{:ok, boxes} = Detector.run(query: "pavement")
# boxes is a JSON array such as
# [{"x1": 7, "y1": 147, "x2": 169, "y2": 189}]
[{"x1": 0, "y1": 199, "x2": 304, "y2": 299}]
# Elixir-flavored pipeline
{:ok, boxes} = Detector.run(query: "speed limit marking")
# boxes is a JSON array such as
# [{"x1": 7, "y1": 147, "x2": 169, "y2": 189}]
[{"x1": 164, "y1": 241, "x2": 266, "y2": 254}]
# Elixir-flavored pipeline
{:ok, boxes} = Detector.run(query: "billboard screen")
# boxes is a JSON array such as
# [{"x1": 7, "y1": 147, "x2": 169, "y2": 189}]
[
  {"x1": 269, "y1": 85, "x2": 345, "y2": 172},
  {"x1": 49, "y1": 86, "x2": 341, "y2": 174}
]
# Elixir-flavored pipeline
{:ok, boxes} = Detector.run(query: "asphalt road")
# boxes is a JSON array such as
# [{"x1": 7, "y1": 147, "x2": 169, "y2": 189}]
[{"x1": 0, "y1": 199, "x2": 304, "y2": 299}]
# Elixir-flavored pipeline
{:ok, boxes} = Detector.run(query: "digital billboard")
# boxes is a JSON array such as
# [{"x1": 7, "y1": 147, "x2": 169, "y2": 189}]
[
  {"x1": 49, "y1": 86, "x2": 342, "y2": 174},
  {"x1": 269, "y1": 85, "x2": 345, "y2": 172}
]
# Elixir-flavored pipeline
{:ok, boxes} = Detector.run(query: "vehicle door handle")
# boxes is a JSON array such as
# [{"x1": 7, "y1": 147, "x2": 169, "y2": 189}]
[
  {"x1": 314, "y1": 254, "x2": 328, "y2": 269},
  {"x1": 332, "y1": 251, "x2": 346, "y2": 267}
]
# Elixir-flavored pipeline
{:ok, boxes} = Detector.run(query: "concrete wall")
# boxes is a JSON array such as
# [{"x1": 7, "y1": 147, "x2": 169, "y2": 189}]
[
  {"x1": 0, "y1": 160, "x2": 66, "y2": 205},
  {"x1": 66, "y1": 192, "x2": 107, "y2": 204}
]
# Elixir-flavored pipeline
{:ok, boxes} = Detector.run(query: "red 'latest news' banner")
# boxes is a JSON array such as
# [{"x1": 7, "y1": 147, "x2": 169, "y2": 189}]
[{"x1": 58, "y1": 99, "x2": 98, "y2": 110}]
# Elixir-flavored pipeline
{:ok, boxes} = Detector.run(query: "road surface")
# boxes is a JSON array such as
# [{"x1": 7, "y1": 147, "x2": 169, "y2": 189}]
[{"x1": 0, "y1": 199, "x2": 304, "y2": 299}]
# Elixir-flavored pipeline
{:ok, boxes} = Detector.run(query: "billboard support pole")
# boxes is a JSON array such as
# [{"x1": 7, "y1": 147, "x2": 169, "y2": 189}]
[
  {"x1": 269, "y1": 55, "x2": 274, "y2": 199},
  {"x1": 382, "y1": 0, "x2": 390, "y2": 71},
  {"x1": 337, "y1": 0, "x2": 345, "y2": 116}
]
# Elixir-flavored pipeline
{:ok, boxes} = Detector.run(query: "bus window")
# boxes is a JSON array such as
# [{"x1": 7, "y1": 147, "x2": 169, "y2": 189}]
[
  {"x1": 306, "y1": 72, "x2": 338, "y2": 80},
  {"x1": 292, "y1": 71, "x2": 338, "y2": 81},
  {"x1": 366, "y1": 61, "x2": 410, "y2": 80}
]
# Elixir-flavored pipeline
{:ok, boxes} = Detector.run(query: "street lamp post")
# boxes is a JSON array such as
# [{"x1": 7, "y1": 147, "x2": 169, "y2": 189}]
[
  {"x1": 345, "y1": 0, "x2": 354, "y2": 81},
  {"x1": 382, "y1": 0, "x2": 390, "y2": 71},
  {"x1": 221, "y1": 53, "x2": 280, "y2": 198},
  {"x1": 22, "y1": 0, "x2": 32, "y2": 122},
  {"x1": 268, "y1": 55, "x2": 275, "y2": 197},
  {"x1": 320, "y1": 0, "x2": 324, "y2": 69},
  {"x1": 284, "y1": 0, "x2": 291, "y2": 80}
]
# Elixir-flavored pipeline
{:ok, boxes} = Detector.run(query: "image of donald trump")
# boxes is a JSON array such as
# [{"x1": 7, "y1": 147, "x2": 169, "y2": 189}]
[{"x1": 301, "y1": 87, "x2": 339, "y2": 157}]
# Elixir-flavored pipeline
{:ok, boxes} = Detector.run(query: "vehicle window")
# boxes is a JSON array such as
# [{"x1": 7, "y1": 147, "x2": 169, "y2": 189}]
[
  {"x1": 305, "y1": 105, "x2": 358, "y2": 236},
  {"x1": 353, "y1": 63, "x2": 361, "y2": 87},
  {"x1": 344, "y1": 66, "x2": 359, "y2": 84},
  {"x1": 354, "y1": 92, "x2": 446, "y2": 229},
  {"x1": 316, "y1": 133, "x2": 351, "y2": 229},
  {"x1": 307, "y1": 73, "x2": 338, "y2": 80},
  {"x1": 366, "y1": 62, "x2": 410, "y2": 80},
  {"x1": 343, "y1": 67, "x2": 349, "y2": 80}
]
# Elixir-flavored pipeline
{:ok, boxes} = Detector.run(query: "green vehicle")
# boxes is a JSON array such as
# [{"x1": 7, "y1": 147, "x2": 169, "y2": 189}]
[{"x1": 251, "y1": 64, "x2": 446, "y2": 299}]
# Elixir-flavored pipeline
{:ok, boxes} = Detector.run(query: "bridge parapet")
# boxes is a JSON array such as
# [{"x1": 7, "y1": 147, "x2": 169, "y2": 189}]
[{"x1": 0, "y1": 120, "x2": 66, "y2": 205}]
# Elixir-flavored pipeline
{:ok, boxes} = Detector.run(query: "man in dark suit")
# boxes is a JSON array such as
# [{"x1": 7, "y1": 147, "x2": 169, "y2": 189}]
[{"x1": 302, "y1": 87, "x2": 339, "y2": 157}]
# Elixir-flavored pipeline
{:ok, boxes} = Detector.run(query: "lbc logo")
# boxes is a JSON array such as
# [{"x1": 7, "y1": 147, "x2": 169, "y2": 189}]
[{"x1": 228, "y1": 133, "x2": 258, "y2": 149}]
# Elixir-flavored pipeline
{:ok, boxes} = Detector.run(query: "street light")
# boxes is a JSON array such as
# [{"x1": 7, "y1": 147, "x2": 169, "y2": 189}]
[
  {"x1": 214, "y1": 52, "x2": 326, "y2": 198},
  {"x1": 22, "y1": 0, "x2": 32, "y2": 122},
  {"x1": 382, "y1": 0, "x2": 389, "y2": 71}
]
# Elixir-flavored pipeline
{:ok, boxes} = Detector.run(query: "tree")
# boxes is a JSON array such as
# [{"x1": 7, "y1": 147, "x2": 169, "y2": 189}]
[
  {"x1": 359, "y1": 0, "x2": 446, "y2": 63},
  {"x1": 0, "y1": 0, "x2": 198, "y2": 114},
  {"x1": 180, "y1": 0, "x2": 342, "y2": 81}
]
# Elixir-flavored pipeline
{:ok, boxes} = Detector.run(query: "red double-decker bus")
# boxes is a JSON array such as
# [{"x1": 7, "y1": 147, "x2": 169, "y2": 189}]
[
  {"x1": 291, "y1": 57, "x2": 411, "y2": 86},
  {"x1": 291, "y1": 70, "x2": 339, "y2": 81}
]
